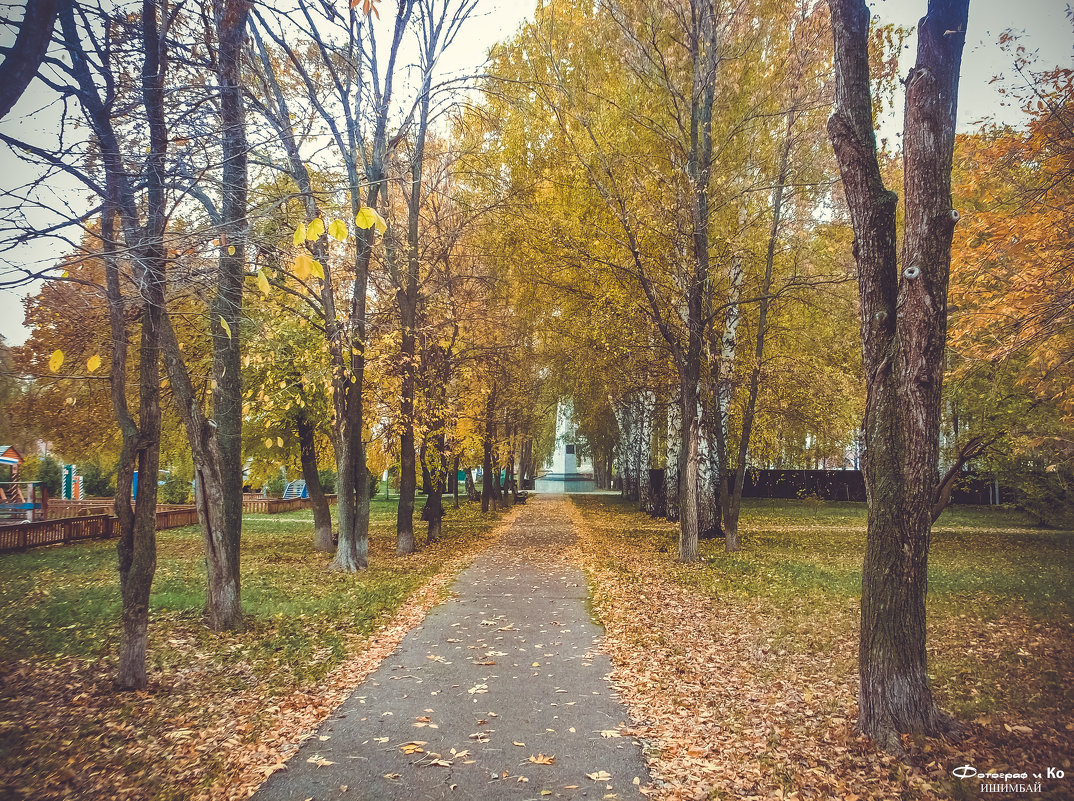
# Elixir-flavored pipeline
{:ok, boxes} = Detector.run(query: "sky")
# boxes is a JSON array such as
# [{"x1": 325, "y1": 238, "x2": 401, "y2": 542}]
[{"x1": 0, "y1": 0, "x2": 1070, "y2": 347}]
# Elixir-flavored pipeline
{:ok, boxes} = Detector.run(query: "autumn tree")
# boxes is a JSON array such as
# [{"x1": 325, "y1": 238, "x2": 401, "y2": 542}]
[
  {"x1": 944, "y1": 40, "x2": 1074, "y2": 521},
  {"x1": 827, "y1": 0, "x2": 969, "y2": 748}
]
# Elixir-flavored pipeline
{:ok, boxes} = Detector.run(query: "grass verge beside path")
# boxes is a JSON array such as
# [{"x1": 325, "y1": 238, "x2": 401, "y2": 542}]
[
  {"x1": 0, "y1": 498, "x2": 514, "y2": 800},
  {"x1": 569, "y1": 496, "x2": 1073, "y2": 801}
]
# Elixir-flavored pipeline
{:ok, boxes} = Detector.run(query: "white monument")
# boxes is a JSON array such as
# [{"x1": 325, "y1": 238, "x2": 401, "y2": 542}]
[{"x1": 535, "y1": 399, "x2": 595, "y2": 493}]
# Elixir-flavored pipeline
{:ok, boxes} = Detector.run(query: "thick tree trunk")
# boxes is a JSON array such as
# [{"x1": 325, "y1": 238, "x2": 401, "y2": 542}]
[
  {"x1": 0, "y1": 0, "x2": 60, "y2": 121},
  {"x1": 296, "y1": 412, "x2": 334, "y2": 551},
  {"x1": 827, "y1": 0, "x2": 968, "y2": 749}
]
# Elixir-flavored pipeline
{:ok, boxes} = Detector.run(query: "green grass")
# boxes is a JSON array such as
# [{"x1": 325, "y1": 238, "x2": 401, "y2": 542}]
[
  {"x1": 572, "y1": 495, "x2": 1074, "y2": 722},
  {"x1": 0, "y1": 497, "x2": 504, "y2": 683},
  {"x1": 0, "y1": 497, "x2": 510, "y2": 799}
]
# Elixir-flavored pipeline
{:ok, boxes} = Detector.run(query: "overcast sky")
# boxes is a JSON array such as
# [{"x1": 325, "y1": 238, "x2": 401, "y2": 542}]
[{"x1": 0, "y1": 0, "x2": 1070, "y2": 347}]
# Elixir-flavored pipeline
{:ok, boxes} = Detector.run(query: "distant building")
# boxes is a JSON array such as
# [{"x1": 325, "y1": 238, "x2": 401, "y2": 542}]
[{"x1": 535, "y1": 400, "x2": 596, "y2": 493}]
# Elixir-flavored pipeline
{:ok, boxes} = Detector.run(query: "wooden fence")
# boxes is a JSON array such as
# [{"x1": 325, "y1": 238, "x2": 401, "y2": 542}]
[
  {"x1": 0, "y1": 514, "x2": 114, "y2": 552},
  {"x1": 47, "y1": 500, "x2": 196, "y2": 520},
  {"x1": 241, "y1": 495, "x2": 336, "y2": 514},
  {"x1": 2, "y1": 494, "x2": 335, "y2": 554},
  {"x1": 1, "y1": 506, "x2": 201, "y2": 554}
]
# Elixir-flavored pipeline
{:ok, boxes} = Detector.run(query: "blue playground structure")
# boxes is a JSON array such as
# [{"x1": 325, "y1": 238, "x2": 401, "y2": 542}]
[
  {"x1": 0, "y1": 482, "x2": 48, "y2": 523},
  {"x1": 282, "y1": 479, "x2": 308, "y2": 500}
]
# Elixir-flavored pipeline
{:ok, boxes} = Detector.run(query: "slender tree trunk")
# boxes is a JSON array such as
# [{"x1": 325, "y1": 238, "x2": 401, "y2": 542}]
[
  {"x1": 666, "y1": 397, "x2": 681, "y2": 521},
  {"x1": 724, "y1": 113, "x2": 795, "y2": 552},
  {"x1": 296, "y1": 412, "x2": 334, "y2": 551},
  {"x1": 452, "y1": 454, "x2": 461, "y2": 507},
  {"x1": 827, "y1": 0, "x2": 968, "y2": 749},
  {"x1": 396, "y1": 317, "x2": 417, "y2": 554},
  {"x1": 678, "y1": 371, "x2": 701, "y2": 562},
  {"x1": 106, "y1": 191, "x2": 161, "y2": 689},
  {"x1": 638, "y1": 391, "x2": 655, "y2": 513},
  {"x1": 194, "y1": 0, "x2": 251, "y2": 632},
  {"x1": 465, "y1": 467, "x2": 478, "y2": 502},
  {"x1": 59, "y1": 1, "x2": 164, "y2": 686}
]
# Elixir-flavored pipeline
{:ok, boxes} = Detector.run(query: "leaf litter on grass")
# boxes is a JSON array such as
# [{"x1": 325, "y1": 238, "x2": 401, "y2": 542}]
[
  {"x1": 566, "y1": 497, "x2": 1074, "y2": 801},
  {"x1": 0, "y1": 502, "x2": 523, "y2": 801}
]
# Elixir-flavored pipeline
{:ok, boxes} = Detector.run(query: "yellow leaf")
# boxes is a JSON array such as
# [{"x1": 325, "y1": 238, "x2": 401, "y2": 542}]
[
  {"x1": 219, "y1": 316, "x2": 231, "y2": 340},
  {"x1": 264, "y1": 438, "x2": 273, "y2": 449},
  {"x1": 49, "y1": 350, "x2": 64, "y2": 372},
  {"x1": 227, "y1": 245, "x2": 236, "y2": 255},
  {"x1": 328, "y1": 218, "x2": 348, "y2": 241},
  {"x1": 306, "y1": 218, "x2": 325, "y2": 240},
  {"x1": 355, "y1": 206, "x2": 386, "y2": 232},
  {"x1": 311, "y1": 260, "x2": 325, "y2": 280},
  {"x1": 257, "y1": 270, "x2": 271, "y2": 296},
  {"x1": 276, "y1": 437, "x2": 284, "y2": 448},
  {"x1": 86, "y1": 354, "x2": 101, "y2": 373},
  {"x1": 293, "y1": 223, "x2": 306, "y2": 246},
  {"x1": 294, "y1": 253, "x2": 313, "y2": 281}
]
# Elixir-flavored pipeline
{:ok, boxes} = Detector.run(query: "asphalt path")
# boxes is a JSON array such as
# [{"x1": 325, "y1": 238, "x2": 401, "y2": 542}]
[{"x1": 251, "y1": 495, "x2": 650, "y2": 801}]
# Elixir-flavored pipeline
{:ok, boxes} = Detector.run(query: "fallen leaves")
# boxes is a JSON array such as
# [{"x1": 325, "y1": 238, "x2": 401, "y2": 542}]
[
  {"x1": 568, "y1": 496, "x2": 1074, "y2": 801},
  {"x1": 398, "y1": 741, "x2": 426, "y2": 755},
  {"x1": 586, "y1": 770, "x2": 612, "y2": 781},
  {"x1": 0, "y1": 505, "x2": 525, "y2": 801},
  {"x1": 529, "y1": 753, "x2": 556, "y2": 765}
]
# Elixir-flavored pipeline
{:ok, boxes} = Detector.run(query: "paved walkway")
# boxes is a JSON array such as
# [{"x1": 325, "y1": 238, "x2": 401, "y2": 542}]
[{"x1": 252, "y1": 496, "x2": 649, "y2": 800}]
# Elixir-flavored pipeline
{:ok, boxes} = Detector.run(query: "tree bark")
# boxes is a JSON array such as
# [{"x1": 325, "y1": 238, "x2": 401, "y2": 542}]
[
  {"x1": 665, "y1": 397, "x2": 681, "y2": 521},
  {"x1": 481, "y1": 392, "x2": 496, "y2": 512},
  {"x1": 60, "y1": 0, "x2": 165, "y2": 688},
  {"x1": 0, "y1": 0, "x2": 61, "y2": 121},
  {"x1": 296, "y1": 412, "x2": 334, "y2": 551},
  {"x1": 827, "y1": 0, "x2": 969, "y2": 749}
]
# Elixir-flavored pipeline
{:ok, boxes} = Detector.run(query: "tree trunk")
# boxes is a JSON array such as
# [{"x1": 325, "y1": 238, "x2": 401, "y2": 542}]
[
  {"x1": 827, "y1": 0, "x2": 968, "y2": 749},
  {"x1": 678, "y1": 377, "x2": 700, "y2": 562},
  {"x1": 0, "y1": 0, "x2": 60, "y2": 121},
  {"x1": 396, "y1": 319, "x2": 417, "y2": 554},
  {"x1": 637, "y1": 391, "x2": 655, "y2": 513},
  {"x1": 465, "y1": 467, "x2": 478, "y2": 502},
  {"x1": 195, "y1": 0, "x2": 250, "y2": 632},
  {"x1": 724, "y1": 113, "x2": 795, "y2": 552},
  {"x1": 296, "y1": 412, "x2": 334, "y2": 551},
  {"x1": 452, "y1": 454, "x2": 461, "y2": 508},
  {"x1": 59, "y1": 1, "x2": 165, "y2": 687},
  {"x1": 666, "y1": 398, "x2": 681, "y2": 521}
]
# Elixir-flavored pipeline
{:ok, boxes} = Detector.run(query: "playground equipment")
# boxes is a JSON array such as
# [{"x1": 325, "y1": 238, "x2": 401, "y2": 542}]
[
  {"x1": 0, "y1": 482, "x2": 48, "y2": 523},
  {"x1": 62, "y1": 464, "x2": 84, "y2": 500},
  {"x1": 282, "y1": 479, "x2": 308, "y2": 500}
]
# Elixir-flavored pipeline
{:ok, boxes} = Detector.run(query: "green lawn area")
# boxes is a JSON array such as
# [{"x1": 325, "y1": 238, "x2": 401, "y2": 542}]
[
  {"x1": 572, "y1": 496, "x2": 1073, "y2": 722},
  {"x1": 0, "y1": 498, "x2": 509, "y2": 799},
  {"x1": 0, "y1": 497, "x2": 500, "y2": 680}
]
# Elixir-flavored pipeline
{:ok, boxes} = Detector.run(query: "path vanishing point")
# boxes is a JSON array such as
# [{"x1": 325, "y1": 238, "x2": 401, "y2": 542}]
[{"x1": 252, "y1": 495, "x2": 651, "y2": 800}]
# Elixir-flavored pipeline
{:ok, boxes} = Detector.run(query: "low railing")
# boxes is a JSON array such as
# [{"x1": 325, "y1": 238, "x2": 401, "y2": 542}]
[
  {"x1": 2, "y1": 494, "x2": 336, "y2": 553},
  {"x1": 47, "y1": 500, "x2": 196, "y2": 520},
  {"x1": 241, "y1": 494, "x2": 336, "y2": 514},
  {"x1": 0, "y1": 514, "x2": 114, "y2": 552},
  {"x1": 1, "y1": 505, "x2": 201, "y2": 554}
]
